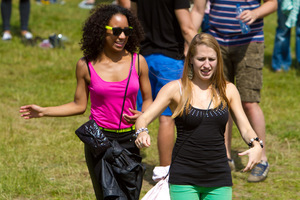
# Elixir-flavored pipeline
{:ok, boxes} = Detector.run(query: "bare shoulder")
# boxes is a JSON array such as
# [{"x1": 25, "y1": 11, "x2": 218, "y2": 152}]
[
  {"x1": 77, "y1": 57, "x2": 87, "y2": 69},
  {"x1": 226, "y1": 82, "x2": 237, "y2": 91},
  {"x1": 165, "y1": 80, "x2": 181, "y2": 90},
  {"x1": 76, "y1": 57, "x2": 90, "y2": 79},
  {"x1": 136, "y1": 53, "x2": 147, "y2": 68},
  {"x1": 135, "y1": 54, "x2": 150, "y2": 77},
  {"x1": 165, "y1": 80, "x2": 182, "y2": 106},
  {"x1": 162, "y1": 80, "x2": 182, "y2": 98},
  {"x1": 137, "y1": 53, "x2": 146, "y2": 63},
  {"x1": 226, "y1": 82, "x2": 240, "y2": 101}
]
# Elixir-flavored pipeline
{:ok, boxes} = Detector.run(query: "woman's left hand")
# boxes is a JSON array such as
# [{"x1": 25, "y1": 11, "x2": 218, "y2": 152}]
[
  {"x1": 123, "y1": 108, "x2": 142, "y2": 124},
  {"x1": 238, "y1": 144, "x2": 262, "y2": 172}
]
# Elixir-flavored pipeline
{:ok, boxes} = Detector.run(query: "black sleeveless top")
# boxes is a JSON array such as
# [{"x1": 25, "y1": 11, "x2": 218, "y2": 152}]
[{"x1": 169, "y1": 104, "x2": 232, "y2": 187}]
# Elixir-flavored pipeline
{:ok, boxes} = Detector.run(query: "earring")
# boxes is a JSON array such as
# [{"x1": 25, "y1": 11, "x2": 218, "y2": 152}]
[{"x1": 188, "y1": 63, "x2": 194, "y2": 80}]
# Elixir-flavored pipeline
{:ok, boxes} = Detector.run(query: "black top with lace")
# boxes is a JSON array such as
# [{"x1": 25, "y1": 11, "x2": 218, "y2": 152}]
[{"x1": 169, "y1": 104, "x2": 232, "y2": 187}]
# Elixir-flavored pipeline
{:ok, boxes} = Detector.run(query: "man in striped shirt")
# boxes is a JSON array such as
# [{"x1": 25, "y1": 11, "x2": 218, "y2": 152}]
[{"x1": 191, "y1": 0, "x2": 277, "y2": 183}]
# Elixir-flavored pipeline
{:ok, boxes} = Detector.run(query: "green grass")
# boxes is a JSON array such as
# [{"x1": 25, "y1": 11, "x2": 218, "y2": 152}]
[{"x1": 0, "y1": 1, "x2": 299, "y2": 199}]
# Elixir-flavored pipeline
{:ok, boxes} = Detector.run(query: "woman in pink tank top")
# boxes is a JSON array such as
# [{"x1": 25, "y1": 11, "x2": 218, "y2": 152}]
[{"x1": 20, "y1": 4, "x2": 152, "y2": 200}]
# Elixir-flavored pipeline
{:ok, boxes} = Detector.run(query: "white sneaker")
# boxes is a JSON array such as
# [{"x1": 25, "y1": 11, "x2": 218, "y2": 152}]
[
  {"x1": 78, "y1": 0, "x2": 94, "y2": 9},
  {"x1": 2, "y1": 32, "x2": 12, "y2": 40},
  {"x1": 23, "y1": 32, "x2": 33, "y2": 40}
]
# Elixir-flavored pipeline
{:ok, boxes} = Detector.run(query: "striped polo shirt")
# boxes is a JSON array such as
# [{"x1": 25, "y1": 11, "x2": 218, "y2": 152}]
[{"x1": 208, "y1": 0, "x2": 264, "y2": 46}]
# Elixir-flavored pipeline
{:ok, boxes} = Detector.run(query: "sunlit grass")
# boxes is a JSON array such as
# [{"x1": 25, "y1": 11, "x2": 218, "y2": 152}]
[{"x1": 0, "y1": 1, "x2": 299, "y2": 200}]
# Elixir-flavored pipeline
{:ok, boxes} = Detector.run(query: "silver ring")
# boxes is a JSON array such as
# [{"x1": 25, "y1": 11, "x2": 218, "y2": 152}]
[{"x1": 140, "y1": 142, "x2": 143, "y2": 145}]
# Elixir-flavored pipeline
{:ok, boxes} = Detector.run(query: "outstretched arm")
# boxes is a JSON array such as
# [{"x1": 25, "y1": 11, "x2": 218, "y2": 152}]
[
  {"x1": 135, "y1": 81, "x2": 181, "y2": 149},
  {"x1": 20, "y1": 59, "x2": 90, "y2": 119},
  {"x1": 226, "y1": 83, "x2": 263, "y2": 172}
]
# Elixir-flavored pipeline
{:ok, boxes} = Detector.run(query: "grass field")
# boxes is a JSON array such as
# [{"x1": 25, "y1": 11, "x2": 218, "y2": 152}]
[{"x1": 0, "y1": 0, "x2": 299, "y2": 199}]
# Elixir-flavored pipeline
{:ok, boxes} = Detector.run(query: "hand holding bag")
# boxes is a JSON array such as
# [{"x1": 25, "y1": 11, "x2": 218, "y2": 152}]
[
  {"x1": 152, "y1": 165, "x2": 170, "y2": 182},
  {"x1": 141, "y1": 166, "x2": 170, "y2": 200},
  {"x1": 141, "y1": 175, "x2": 170, "y2": 200}
]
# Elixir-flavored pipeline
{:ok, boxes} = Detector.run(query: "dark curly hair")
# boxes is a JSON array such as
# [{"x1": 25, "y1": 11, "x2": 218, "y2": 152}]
[{"x1": 80, "y1": 4, "x2": 144, "y2": 61}]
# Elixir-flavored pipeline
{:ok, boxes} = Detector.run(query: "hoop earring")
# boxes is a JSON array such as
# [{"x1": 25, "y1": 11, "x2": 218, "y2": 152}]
[{"x1": 188, "y1": 63, "x2": 194, "y2": 80}]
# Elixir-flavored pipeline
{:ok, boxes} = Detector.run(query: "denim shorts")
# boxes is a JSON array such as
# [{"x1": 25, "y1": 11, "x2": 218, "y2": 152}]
[
  {"x1": 220, "y1": 42, "x2": 264, "y2": 102},
  {"x1": 137, "y1": 54, "x2": 184, "y2": 116}
]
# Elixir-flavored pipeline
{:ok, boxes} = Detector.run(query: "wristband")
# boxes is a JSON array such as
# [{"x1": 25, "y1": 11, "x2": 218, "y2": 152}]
[
  {"x1": 248, "y1": 137, "x2": 263, "y2": 148},
  {"x1": 134, "y1": 127, "x2": 149, "y2": 137}
]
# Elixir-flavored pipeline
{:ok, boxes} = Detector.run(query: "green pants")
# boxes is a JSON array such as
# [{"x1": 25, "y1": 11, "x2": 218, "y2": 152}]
[{"x1": 169, "y1": 184, "x2": 232, "y2": 200}]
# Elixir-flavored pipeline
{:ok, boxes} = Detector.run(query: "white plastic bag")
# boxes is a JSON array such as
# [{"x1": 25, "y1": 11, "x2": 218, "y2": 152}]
[
  {"x1": 152, "y1": 165, "x2": 170, "y2": 182},
  {"x1": 142, "y1": 166, "x2": 170, "y2": 200},
  {"x1": 141, "y1": 176, "x2": 170, "y2": 200}
]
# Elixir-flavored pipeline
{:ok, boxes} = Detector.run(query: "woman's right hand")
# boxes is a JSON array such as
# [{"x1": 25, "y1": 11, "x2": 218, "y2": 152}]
[
  {"x1": 19, "y1": 104, "x2": 44, "y2": 119},
  {"x1": 135, "y1": 132, "x2": 151, "y2": 149}
]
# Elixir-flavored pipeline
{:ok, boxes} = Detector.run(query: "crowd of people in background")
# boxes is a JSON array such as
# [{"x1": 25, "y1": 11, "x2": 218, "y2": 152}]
[{"x1": 12, "y1": 0, "x2": 300, "y2": 199}]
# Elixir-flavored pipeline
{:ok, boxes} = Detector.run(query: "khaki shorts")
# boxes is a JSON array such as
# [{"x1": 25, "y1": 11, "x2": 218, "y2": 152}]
[{"x1": 220, "y1": 42, "x2": 264, "y2": 102}]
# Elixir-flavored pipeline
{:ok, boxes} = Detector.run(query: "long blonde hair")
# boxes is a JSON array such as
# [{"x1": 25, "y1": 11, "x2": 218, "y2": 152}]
[{"x1": 172, "y1": 33, "x2": 229, "y2": 118}]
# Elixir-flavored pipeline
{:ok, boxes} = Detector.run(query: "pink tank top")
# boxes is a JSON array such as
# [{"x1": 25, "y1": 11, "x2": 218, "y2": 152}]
[{"x1": 88, "y1": 53, "x2": 139, "y2": 130}]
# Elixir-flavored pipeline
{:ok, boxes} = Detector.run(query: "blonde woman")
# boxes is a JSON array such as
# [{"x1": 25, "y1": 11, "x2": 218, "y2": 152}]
[{"x1": 135, "y1": 33, "x2": 262, "y2": 200}]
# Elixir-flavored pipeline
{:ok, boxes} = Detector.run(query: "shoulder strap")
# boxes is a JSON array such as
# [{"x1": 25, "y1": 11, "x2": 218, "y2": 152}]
[
  {"x1": 118, "y1": 53, "x2": 134, "y2": 130},
  {"x1": 138, "y1": 53, "x2": 140, "y2": 77},
  {"x1": 177, "y1": 80, "x2": 182, "y2": 96},
  {"x1": 85, "y1": 57, "x2": 91, "y2": 77},
  {"x1": 164, "y1": 99, "x2": 213, "y2": 178}
]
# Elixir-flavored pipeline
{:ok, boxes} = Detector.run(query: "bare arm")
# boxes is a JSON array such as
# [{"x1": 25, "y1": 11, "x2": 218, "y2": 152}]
[
  {"x1": 226, "y1": 83, "x2": 262, "y2": 171},
  {"x1": 131, "y1": 2, "x2": 197, "y2": 46},
  {"x1": 191, "y1": 0, "x2": 207, "y2": 31},
  {"x1": 20, "y1": 59, "x2": 89, "y2": 119},
  {"x1": 175, "y1": 8, "x2": 198, "y2": 46},
  {"x1": 135, "y1": 81, "x2": 181, "y2": 148},
  {"x1": 130, "y1": 1, "x2": 137, "y2": 16},
  {"x1": 117, "y1": 0, "x2": 131, "y2": 9},
  {"x1": 138, "y1": 55, "x2": 153, "y2": 112},
  {"x1": 239, "y1": 0, "x2": 277, "y2": 25}
]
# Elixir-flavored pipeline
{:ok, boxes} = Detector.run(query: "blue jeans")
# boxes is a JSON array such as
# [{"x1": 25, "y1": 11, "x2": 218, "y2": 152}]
[
  {"x1": 272, "y1": 0, "x2": 300, "y2": 71},
  {"x1": 137, "y1": 54, "x2": 184, "y2": 116}
]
